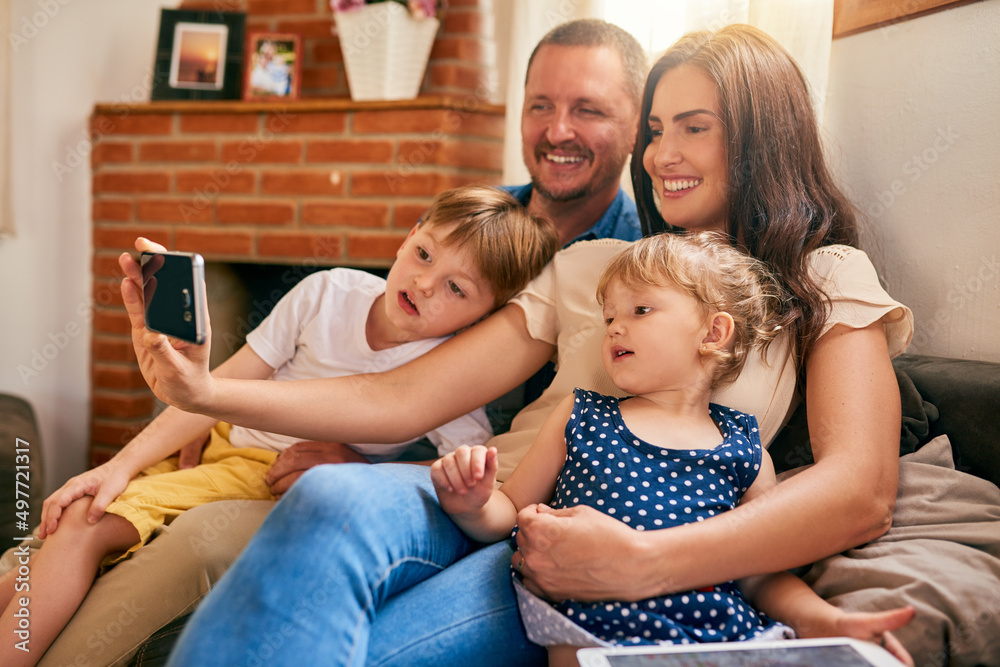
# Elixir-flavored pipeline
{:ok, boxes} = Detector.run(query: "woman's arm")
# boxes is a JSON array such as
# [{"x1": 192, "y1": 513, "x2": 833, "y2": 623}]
[
  {"x1": 120, "y1": 245, "x2": 555, "y2": 446},
  {"x1": 516, "y1": 321, "x2": 901, "y2": 601}
]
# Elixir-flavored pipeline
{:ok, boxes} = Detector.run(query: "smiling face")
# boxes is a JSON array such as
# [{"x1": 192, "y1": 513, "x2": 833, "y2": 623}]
[
  {"x1": 521, "y1": 44, "x2": 638, "y2": 205},
  {"x1": 642, "y1": 65, "x2": 729, "y2": 233},
  {"x1": 383, "y1": 223, "x2": 496, "y2": 341},
  {"x1": 601, "y1": 276, "x2": 712, "y2": 397}
]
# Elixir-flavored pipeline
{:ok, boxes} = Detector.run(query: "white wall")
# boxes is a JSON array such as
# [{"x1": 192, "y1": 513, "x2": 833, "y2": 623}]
[
  {"x1": 1, "y1": 1, "x2": 164, "y2": 494},
  {"x1": 824, "y1": 0, "x2": 1000, "y2": 361}
]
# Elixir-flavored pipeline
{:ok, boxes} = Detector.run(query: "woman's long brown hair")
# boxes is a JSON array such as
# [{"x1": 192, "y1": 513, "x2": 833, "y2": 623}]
[{"x1": 631, "y1": 25, "x2": 859, "y2": 373}]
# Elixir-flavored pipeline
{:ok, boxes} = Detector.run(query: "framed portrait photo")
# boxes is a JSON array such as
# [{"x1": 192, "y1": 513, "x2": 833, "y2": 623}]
[
  {"x1": 151, "y1": 9, "x2": 246, "y2": 101},
  {"x1": 243, "y1": 32, "x2": 302, "y2": 101}
]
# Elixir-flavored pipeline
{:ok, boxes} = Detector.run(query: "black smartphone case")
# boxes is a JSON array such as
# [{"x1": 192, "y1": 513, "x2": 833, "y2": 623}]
[{"x1": 140, "y1": 252, "x2": 206, "y2": 344}]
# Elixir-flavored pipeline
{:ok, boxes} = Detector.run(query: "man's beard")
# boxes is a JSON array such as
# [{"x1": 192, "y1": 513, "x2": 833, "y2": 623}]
[
  {"x1": 527, "y1": 140, "x2": 628, "y2": 204},
  {"x1": 530, "y1": 175, "x2": 591, "y2": 203}
]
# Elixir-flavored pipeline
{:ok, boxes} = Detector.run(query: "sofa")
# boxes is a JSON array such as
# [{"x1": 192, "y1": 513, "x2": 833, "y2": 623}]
[
  {"x1": 0, "y1": 393, "x2": 45, "y2": 546},
  {"x1": 1, "y1": 352, "x2": 998, "y2": 665},
  {"x1": 770, "y1": 353, "x2": 1000, "y2": 485}
]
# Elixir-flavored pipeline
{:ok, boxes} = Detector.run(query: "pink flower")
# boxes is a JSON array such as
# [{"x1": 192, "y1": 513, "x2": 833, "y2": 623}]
[
  {"x1": 408, "y1": 0, "x2": 437, "y2": 18},
  {"x1": 330, "y1": 0, "x2": 443, "y2": 18},
  {"x1": 331, "y1": 0, "x2": 366, "y2": 12}
]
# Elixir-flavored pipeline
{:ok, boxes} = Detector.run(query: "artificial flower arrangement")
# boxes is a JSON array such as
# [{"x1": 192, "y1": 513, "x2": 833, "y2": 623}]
[{"x1": 331, "y1": 0, "x2": 445, "y2": 20}]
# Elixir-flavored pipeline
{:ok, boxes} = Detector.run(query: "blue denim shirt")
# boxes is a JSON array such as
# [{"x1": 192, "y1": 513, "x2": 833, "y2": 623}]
[{"x1": 500, "y1": 184, "x2": 641, "y2": 247}]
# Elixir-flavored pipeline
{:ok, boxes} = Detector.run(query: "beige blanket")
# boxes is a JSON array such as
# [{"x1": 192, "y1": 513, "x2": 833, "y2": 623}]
[{"x1": 802, "y1": 436, "x2": 1000, "y2": 666}]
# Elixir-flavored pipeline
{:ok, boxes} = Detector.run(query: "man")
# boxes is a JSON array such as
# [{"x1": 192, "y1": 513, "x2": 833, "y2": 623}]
[
  {"x1": 29, "y1": 19, "x2": 647, "y2": 666},
  {"x1": 507, "y1": 18, "x2": 646, "y2": 247}
]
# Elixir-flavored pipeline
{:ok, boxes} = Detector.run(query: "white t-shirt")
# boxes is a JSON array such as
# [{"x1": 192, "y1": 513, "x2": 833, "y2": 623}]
[
  {"x1": 494, "y1": 239, "x2": 913, "y2": 481},
  {"x1": 228, "y1": 268, "x2": 491, "y2": 461}
]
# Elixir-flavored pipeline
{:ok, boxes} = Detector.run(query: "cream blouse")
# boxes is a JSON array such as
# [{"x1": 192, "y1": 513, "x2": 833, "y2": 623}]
[{"x1": 489, "y1": 239, "x2": 913, "y2": 482}]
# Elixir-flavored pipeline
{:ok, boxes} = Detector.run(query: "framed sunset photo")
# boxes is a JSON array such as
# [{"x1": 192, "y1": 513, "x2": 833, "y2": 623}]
[
  {"x1": 169, "y1": 22, "x2": 229, "y2": 90},
  {"x1": 151, "y1": 9, "x2": 246, "y2": 100}
]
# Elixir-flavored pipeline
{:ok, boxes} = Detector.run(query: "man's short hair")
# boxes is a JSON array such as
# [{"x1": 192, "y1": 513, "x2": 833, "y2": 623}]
[{"x1": 525, "y1": 18, "x2": 647, "y2": 110}]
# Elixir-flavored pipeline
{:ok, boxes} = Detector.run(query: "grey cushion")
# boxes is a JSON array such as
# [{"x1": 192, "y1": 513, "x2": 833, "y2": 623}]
[{"x1": 0, "y1": 393, "x2": 44, "y2": 543}]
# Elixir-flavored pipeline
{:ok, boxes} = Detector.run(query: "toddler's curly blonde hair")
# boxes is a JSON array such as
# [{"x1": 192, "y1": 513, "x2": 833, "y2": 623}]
[{"x1": 597, "y1": 232, "x2": 787, "y2": 386}]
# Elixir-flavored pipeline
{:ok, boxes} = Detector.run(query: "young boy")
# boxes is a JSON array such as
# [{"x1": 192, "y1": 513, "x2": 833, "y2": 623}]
[{"x1": 0, "y1": 185, "x2": 558, "y2": 666}]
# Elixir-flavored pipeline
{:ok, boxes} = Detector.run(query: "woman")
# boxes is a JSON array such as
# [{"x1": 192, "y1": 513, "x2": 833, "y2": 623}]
[{"x1": 129, "y1": 26, "x2": 913, "y2": 666}]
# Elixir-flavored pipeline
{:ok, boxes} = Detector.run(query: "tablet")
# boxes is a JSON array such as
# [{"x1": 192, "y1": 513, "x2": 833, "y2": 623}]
[{"x1": 576, "y1": 637, "x2": 906, "y2": 667}]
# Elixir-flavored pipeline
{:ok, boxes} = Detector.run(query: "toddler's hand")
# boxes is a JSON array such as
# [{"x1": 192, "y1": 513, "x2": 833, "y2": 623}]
[
  {"x1": 804, "y1": 605, "x2": 915, "y2": 666},
  {"x1": 431, "y1": 445, "x2": 498, "y2": 517}
]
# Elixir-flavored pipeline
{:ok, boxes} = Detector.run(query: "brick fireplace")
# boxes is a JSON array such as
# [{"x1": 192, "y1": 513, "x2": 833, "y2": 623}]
[{"x1": 88, "y1": 0, "x2": 503, "y2": 464}]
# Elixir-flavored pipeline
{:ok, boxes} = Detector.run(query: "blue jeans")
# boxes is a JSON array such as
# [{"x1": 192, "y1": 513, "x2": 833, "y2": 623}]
[{"x1": 166, "y1": 463, "x2": 545, "y2": 667}]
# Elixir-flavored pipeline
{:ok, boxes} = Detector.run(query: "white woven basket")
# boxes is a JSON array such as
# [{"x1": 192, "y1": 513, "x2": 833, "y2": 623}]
[{"x1": 335, "y1": 3, "x2": 440, "y2": 101}]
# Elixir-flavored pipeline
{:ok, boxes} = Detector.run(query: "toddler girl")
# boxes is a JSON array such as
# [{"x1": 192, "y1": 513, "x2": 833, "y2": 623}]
[{"x1": 431, "y1": 232, "x2": 914, "y2": 666}]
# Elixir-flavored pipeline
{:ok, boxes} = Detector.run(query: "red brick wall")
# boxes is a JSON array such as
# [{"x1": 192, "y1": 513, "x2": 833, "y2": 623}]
[{"x1": 89, "y1": 98, "x2": 504, "y2": 463}]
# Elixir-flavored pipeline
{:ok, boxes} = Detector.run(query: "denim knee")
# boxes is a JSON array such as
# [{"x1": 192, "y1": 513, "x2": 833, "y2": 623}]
[
  {"x1": 284, "y1": 463, "x2": 432, "y2": 527},
  {"x1": 287, "y1": 464, "x2": 377, "y2": 514}
]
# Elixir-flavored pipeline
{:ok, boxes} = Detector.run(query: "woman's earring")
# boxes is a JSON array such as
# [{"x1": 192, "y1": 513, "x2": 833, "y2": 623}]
[{"x1": 700, "y1": 345, "x2": 709, "y2": 355}]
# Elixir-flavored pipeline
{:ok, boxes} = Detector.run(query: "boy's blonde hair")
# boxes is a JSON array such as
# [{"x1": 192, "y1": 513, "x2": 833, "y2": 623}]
[
  {"x1": 420, "y1": 185, "x2": 559, "y2": 309},
  {"x1": 596, "y1": 232, "x2": 786, "y2": 386}
]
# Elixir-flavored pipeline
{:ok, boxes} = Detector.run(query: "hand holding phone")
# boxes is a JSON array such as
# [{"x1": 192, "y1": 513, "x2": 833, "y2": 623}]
[{"x1": 140, "y1": 251, "x2": 207, "y2": 345}]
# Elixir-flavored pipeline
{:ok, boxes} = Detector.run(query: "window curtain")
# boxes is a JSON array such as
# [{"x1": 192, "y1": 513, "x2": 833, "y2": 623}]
[
  {"x1": 0, "y1": 4, "x2": 12, "y2": 238},
  {"x1": 499, "y1": 0, "x2": 834, "y2": 185},
  {"x1": 500, "y1": 0, "x2": 596, "y2": 185}
]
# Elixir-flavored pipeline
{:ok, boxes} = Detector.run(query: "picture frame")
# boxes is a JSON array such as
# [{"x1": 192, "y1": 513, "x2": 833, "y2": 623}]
[
  {"x1": 151, "y1": 9, "x2": 246, "y2": 101},
  {"x1": 243, "y1": 32, "x2": 303, "y2": 101}
]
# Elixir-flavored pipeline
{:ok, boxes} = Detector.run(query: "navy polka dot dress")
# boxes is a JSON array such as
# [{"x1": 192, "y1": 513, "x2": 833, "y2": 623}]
[{"x1": 513, "y1": 388, "x2": 786, "y2": 647}]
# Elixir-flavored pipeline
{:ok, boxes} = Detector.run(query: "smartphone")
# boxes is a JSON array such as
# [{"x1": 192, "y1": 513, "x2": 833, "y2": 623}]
[{"x1": 140, "y1": 251, "x2": 207, "y2": 345}]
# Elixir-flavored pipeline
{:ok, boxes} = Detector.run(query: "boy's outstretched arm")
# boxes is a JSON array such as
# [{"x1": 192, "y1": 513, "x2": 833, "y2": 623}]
[
  {"x1": 121, "y1": 238, "x2": 555, "y2": 446},
  {"x1": 44, "y1": 251, "x2": 277, "y2": 537}
]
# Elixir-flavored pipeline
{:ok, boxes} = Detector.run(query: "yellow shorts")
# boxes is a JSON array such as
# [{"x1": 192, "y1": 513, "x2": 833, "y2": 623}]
[{"x1": 104, "y1": 423, "x2": 277, "y2": 564}]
